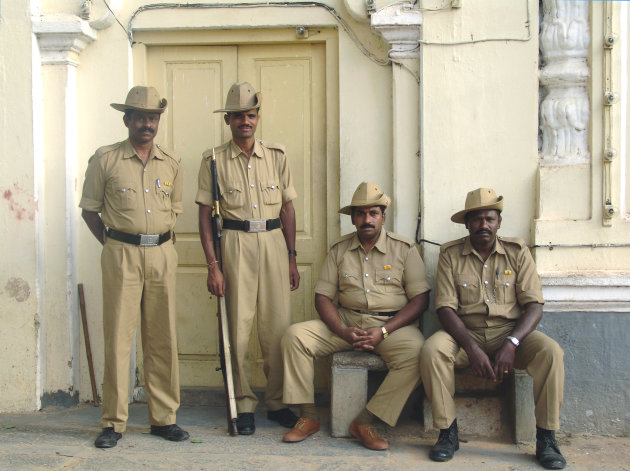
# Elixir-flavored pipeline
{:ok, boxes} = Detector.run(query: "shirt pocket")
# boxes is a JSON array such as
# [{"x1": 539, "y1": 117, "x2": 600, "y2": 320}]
[
  {"x1": 496, "y1": 273, "x2": 517, "y2": 304},
  {"x1": 375, "y1": 269, "x2": 402, "y2": 292},
  {"x1": 109, "y1": 179, "x2": 137, "y2": 210},
  {"x1": 260, "y1": 181, "x2": 282, "y2": 205},
  {"x1": 221, "y1": 183, "x2": 244, "y2": 210},
  {"x1": 338, "y1": 264, "x2": 363, "y2": 291},
  {"x1": 154, "y1": 185, "x2": 172, "y2": 210},
  {"x1": 454, "y1": 275, "x2": 480, "y2": 305}
]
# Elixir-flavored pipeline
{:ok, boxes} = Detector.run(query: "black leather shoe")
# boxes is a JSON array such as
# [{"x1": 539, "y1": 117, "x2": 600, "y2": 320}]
[
  {"x1": 429, "y1": 419, "x2": 459, "y2": 462},
  {"x1": 536, "y1": 428, "x2": 566, "y2": 469},
  {"x1": 267, "y1": 408, "x2": 298, "y2": 428},
  {"x1": 150, "y1": 424, "x2": 190, "y2": 442},
  {"x1": 94, "y1": 427, "x2": 122, "y2": 448},
  {"x1": 236, "y1": 412, "x2": 256, "y2": 435}
]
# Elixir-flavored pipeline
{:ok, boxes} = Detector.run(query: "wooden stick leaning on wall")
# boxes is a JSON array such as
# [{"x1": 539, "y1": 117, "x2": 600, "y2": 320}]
[
  {"x1": 211, "y1": 148, "x2": 239, "y2": 436},
  {"x1": 78, "y1": 283, "x2": 100, "y2": 406}
]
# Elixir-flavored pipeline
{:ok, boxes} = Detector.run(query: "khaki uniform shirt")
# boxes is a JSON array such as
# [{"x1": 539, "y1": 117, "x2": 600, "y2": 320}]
[
  {"x1": 80, "y1": 139, "x2": 183, "y2": 234},
  {"x1": 435, "y1": 236, "x2": 544, "y2": 328},
  {"x1": 315, "y1": 229, "x2": 431, "y2": 312},
  {"x1": 195, "y1": 139, "x2": 297, "y2": 217}
]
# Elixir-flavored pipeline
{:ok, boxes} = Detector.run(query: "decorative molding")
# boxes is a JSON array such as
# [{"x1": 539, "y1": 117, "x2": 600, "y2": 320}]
[
  {"x1": 539, "y1": 0, "x2": 590, "y2": 165},
  {"x1": 89, "y1": 0, "x2": 124, "y2": 31},
  {"x1": 33, "y1": 14, "x2": 96, "y2": 67},
  {"x1": 371, "y1": 2, "x2": 422, "y2": 59},
  {"x1": 541, "y1": 271, "x2": 630, "y2": 312}
]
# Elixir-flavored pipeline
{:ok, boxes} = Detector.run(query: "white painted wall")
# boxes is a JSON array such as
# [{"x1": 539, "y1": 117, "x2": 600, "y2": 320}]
[{"x1": 0, "y1": 0, "x2": 39, "y2": 411}]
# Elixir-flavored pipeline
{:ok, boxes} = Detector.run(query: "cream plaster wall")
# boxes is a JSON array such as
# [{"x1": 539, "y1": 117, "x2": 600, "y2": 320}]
[
  {"x1": 419, "y1": 0, "x2": 540, "y2": 295},
  {"x1": 0, "y1": 1, "x2": 39, "y2": 411}
]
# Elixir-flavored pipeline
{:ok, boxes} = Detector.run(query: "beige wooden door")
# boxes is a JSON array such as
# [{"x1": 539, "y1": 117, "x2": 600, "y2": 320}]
[{"x1": 144, "y1": 42, "x2": 328, "y2": 391}]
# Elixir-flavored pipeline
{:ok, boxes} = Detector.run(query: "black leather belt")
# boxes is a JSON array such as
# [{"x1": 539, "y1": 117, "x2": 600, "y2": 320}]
[
  {"x1": 107, "y1": 228, "x2": 171, "y2": 246},
  {"x1": 352, "y1": 309, "x2": 398, "y2": 317},
  {"x1": 222, "y1": 218, "x2": 281, "y2": 233}
]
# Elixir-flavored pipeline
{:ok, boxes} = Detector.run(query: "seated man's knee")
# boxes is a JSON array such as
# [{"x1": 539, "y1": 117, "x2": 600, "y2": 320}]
[
  {"x1": 541, "y1": 338, "x2": 564, "y2": 362},
  {"x1": 281, "y1": 324, "x2": 303, "y2": 352},
  {"x1": 420, "y1": 334, "x2": 453, "y2": 369}
]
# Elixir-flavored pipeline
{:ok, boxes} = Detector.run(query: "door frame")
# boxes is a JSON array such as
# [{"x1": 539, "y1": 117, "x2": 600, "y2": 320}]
[{"x1": 129, "y1": 28, "x2": 340, "y2": 396}]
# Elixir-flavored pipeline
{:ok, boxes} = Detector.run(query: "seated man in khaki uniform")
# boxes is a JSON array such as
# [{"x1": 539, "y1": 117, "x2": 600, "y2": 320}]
[
  {"x1": 420, "y1": 188, "x2": 566, "y2": 469},
  {"x1": 281, "y1": 182, "x2": 430, "y2": 450},
  {"x1": 80, "y1": 86, "x2": 188, "y2": 448}
]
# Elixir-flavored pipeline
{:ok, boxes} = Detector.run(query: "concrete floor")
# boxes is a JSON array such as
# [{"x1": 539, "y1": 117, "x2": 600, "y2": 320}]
[{"x1": 0, "y1": 404, "x2": 628, "y2": 470}]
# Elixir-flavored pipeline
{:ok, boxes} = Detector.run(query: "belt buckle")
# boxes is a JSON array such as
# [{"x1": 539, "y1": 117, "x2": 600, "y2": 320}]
[
  {"x1": 139, "y1": 233, "x2": 159, "y2": 246},
  {"x1": 247, "y1": 219, "x2": 267, "y2": 233}
]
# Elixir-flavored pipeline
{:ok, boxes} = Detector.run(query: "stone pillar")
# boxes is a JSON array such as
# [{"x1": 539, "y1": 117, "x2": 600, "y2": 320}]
[
  {"x1": 538, "y1": 0, "x2": 591, "y2": 221},
  {"x1": 371, "y1": 3, "x2": 422, "y2": 239},
  {"x1": 33, "y1": 14, "x2": 96, "y2": 406}
]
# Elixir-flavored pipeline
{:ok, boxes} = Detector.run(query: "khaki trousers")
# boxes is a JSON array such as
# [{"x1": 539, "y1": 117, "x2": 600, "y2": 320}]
[
  {"x1": 222, "y1": 229, "x2": 291, "y2": 412},
  {"x1": 100, "y1": 239, "x2": 180, "y2": 433},
  {"x1": 420, "y1": 323, "x2": 564, "y2": 430},
  {"x1": 282, "y1": 308, "x2": 424, "y2": 427}
]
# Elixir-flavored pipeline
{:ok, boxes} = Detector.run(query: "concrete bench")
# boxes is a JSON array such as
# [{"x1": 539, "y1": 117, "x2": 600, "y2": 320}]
[
  {"x1": 330, "y1": 351, "x2": 535, "y2": 442},
  {"x1": 422, "y1": 367, "x2": 535, "y2": 443},
  {"x1": 330, "y1": 351, "x2": 388, "y2": 437}
]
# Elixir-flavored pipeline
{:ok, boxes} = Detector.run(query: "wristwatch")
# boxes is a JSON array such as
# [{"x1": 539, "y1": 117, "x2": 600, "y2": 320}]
[
  {"x1": 288, "y1": 249, "x2": 297, "y2": 256},
  {"x1": 381, "y1": 326, "x2": 389, "y2": 339},
  {"x1": 506, "y1": 335, "x2": 520, "y2": 347}
]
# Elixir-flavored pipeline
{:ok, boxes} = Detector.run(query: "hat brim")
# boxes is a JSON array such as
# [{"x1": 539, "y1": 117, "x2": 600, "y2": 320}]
[
  {"x1": 338, "y1": 198, "x2": 390, "y2": 216},
  {"x1": 338, "y1": 205, "x2": 353, "y2": 215},
  {"x1": 213, "y1": 92, "x2": 262, "y2": 113},
  {"x1": 451, "y1": 197, "x2": 503, "y2": 224},
  {"x1": 110, "y1": 103, "x2": 167, "y2": 114}
]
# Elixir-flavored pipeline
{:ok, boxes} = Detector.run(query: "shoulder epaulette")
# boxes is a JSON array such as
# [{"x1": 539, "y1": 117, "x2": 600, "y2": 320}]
[
  {"x1": 156, "y1": 144, "x2": 181, "y2": 164},
  {"x1": 497, "y1": 236, "x2": 526, "y2": 248},
  {"x1": 94, "y1": 142, "x2": 122, "y2": 158},
  {"x1": 202, "y1": 142, "x2": 229, "y2": 160},
  {"x1": 260, "y1": 140, "x2": 286, "y2": 153},
  {"x1": 330, "y1": 232, "x2": 355, "y2": 249},
  {"x1": 386, "y1": 232, "x2": 415, "y2": 247},
  {"x1": 440, "y1": 237, "x2": 467, "y2": 252}
]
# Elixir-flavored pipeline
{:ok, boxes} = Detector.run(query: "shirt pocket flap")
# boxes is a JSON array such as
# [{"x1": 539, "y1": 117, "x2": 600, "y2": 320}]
[
  {"x1": 222, "y1": 183, "x2": 244, "y2": 209},
  {"x1": 260, "y1": 180, "x2": 282, "y2": 205},
  {"x1": 454, "y1": 275, "x2": 478, "y2": 289}
]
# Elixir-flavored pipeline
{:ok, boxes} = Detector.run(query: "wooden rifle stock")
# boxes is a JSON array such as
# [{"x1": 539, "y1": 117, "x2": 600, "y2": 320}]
[{"x1": 211, "y1": 150, "x2": 239, "y2": 436}]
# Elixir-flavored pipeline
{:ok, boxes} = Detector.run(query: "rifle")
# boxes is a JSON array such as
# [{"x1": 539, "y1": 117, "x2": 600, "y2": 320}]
[{"x1": 211, "y1": 148, "x2": 239, "y2": 436}]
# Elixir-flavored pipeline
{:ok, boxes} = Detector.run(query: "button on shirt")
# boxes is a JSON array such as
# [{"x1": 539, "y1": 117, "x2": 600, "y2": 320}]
[
  {"x1": 315, "y1": 230, "x2": 431, "y2": 312},
  {"x1": 435, "y1": 236, "x2": 544, "y2": 328},
  {"x1": 79, "y1": 139, "x2": 183, "y2": 234},
  {"x1": 195, "y1": 140, "x2": 297, "y2": 220}
]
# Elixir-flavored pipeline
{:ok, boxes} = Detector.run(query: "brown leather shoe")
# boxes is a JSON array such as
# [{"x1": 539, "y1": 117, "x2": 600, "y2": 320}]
[
  {"x1": 349, "y1": 420, "x2": 389, "y2": 450},
  {"x1": 282, "y1": 417, "x2": 320, "y2": 443}
]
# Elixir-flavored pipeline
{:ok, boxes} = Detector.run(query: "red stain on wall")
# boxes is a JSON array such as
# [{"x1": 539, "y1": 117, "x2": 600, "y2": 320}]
[{"x1": 1, "y1": 183, "x2": 36, "y2": 221}]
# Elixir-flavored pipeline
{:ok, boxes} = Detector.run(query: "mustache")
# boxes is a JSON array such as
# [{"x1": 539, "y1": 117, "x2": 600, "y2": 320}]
[
  {"x1": 360, "y1": 224, "x2": 375, "y2": 229},
  {"x1": 139, "y1": 127, "x2": 155, "y2": 133},
  {"x1": 475, "y1": 229, "x2": 492, "y2": 235}
]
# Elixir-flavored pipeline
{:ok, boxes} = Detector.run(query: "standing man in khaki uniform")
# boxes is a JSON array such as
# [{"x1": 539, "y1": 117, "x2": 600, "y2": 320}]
[
  {"x1": 281, "y1": 182, "x2": 430, "y2": 450},
  {"x1": 197, "y1": 82, "x2": 300, "y2": 435},
  {"x1": 420, "y1": 188, "x2": 566, "y2": 469},
  {"x1": 80, "y1": 86, "x2": 189, "y2": 448}
]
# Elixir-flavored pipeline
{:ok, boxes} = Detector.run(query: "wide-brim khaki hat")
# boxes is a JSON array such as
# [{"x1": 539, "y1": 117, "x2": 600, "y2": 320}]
[
  {"x1": 110, "y1": 86, "x2": 167, "y2": 114},
  {"x1": 214, "y1": 82, "x2": 262, "y2": 113},
  {"x1": 451, "y1": 188, "x2": 504, "y2": 224},
  {"x1": 339, "y1": 182, "x2": 391, "y2": 215}
]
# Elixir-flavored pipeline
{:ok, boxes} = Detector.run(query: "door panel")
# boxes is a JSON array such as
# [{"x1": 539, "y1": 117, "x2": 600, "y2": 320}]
[
  {"x1": 238, "y1": 44, "x2": 327, "y2": 385},
  {"x1": 146, "y1": 41, "x2": 328, "y2": 391}
]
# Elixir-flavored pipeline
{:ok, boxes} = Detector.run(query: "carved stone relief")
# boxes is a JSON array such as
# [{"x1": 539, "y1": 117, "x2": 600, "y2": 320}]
[{"x1": 539, "y1": 0, "x2": 590, "y2": 164}]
